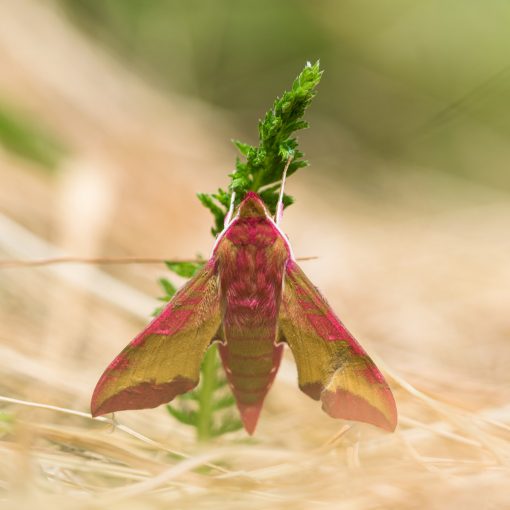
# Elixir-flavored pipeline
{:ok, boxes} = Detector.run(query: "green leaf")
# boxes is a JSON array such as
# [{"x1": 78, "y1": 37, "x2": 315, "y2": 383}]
[
  {"x1": 165, "y1": 261, "x2": 203, "y2": 278},
  {"x1": 212, "y1": 189, "x2": 231, "y2": 209},
  {"x1": 214, "y1": 376, "x2": 228, "y2": 390},
  {"x1": 232, "y1": 139, "x2": 251, "y2": 156},
  {"x1": 0, "y1": 412, "x2": 13, "y2": 438},
  {"x1": 158, "y1": 277, "x2": 177, "y2": 298},
  {"x1": 178, "y1": 391, "x2": 200, "y2": 401},
  {"x1": 258, "y1": 185, "x2": 294, "y2": 216},
  {"x1": 197, "y1": 192, "x2": 225, "y2": 218},
  {"x1": 0, "y1": 411, "x2": 13, "y2": 424},
  {"x1": 151, "y1": 305, "x2": 164, "y2": 317},
  {"x1": 197, "y1": 192, "x2": 226, "y2": 236},
  {"x1": 0, "y1": 101, "x2": 68, "y2": 171},
  {"x1": 212, "y1": 419, "x2": 244, "y2": 437},
  {"x1": 213, "y1": 393, "x2": 236, "y2": 411},
  {"x1": 152, "y1": 277, "x2": 176, "y2": 316},
  {"x1": 166, "y1": 405, "x2": 198, "y2": 426}
]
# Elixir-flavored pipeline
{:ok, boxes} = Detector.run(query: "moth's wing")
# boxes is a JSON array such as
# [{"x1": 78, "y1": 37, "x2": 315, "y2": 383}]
[
  {"x1": 91, "y1": 261, "x2": 221, "y2": 417},
  {"x1": 279, "y1": 260, "x2": 397, "y2": 431}
]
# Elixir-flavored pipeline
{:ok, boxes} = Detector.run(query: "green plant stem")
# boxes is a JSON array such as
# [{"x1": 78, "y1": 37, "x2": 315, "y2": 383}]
[
  {"x1": 196, "y1": 344, "x2": 218, "y2": 441},
  {"x1": 250, "y1": 173, "x2": 263, "y2": 193}
]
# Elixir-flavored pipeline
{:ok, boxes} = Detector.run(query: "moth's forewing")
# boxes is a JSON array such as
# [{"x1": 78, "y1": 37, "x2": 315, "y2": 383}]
[
  {"x1": 91, "y1": 261, "x2": 221, "y2": 417},
  {"x1": 214, "y1": 193, "x2": 290, "y2": 434},
  {"x1": 279, "y1": 260, "x2": 397, "y2": 432}
]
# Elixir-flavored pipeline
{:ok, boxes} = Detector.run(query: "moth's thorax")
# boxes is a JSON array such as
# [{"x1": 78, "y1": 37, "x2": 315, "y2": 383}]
[
  {"x1": 214, "y1": 193, "x2": 291, "y2": 321},
  {"x1": 225, "y1": 216, "x2": 283, "y2": 247},
  {"x1": 215, "y1": 191, "x2": 290, "y2": 249},
  {"x1": 214, "y1": 215, "x2": 290, "y2": 293}
]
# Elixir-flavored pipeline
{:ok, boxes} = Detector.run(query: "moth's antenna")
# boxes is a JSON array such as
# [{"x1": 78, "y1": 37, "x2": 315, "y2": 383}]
[
  {"x1": 275, "y1": 155, "x2": 292, "y2": 226},
  {"x1": 224, "y1": 191, "x2": 236, "y2": 227}
]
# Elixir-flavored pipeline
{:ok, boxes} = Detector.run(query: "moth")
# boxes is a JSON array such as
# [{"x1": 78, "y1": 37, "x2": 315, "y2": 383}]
[{"x1": 91, "y1": 188, "x2": 397, "y2": 434}]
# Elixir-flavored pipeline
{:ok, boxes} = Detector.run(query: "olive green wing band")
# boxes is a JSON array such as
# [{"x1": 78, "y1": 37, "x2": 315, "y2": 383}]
[
  {"x1": 279, "y1": 260, "x2": 397, "y2": 431},
  {"x1": 91, "y1": 261, "x2": 221, "y2": 417}
]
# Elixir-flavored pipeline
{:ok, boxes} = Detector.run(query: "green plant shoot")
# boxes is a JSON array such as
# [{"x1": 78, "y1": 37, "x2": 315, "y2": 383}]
[{"x1": 163, "y1": 61, "x2": 322, "y2": 440}]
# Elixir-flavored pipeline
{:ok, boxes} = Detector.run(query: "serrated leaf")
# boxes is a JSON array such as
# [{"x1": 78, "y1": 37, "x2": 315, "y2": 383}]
[
  {"x1": 212, "y1": 189, "x2": 230, "y2": 208},
  {"x1": 278, "y1": 146, "x2": 295, "y2": 160},
  {"x1": 198, "y1": 61, "x2": 321, "y2": 223},
  {"x1": 197, "y1": 192, "x2": 224, "y2": 216},
  {"x1": 233, "y1": 139, "x2": 253, "y2": 156},
  {"x1": 197, "y1": 192, "x2": 227, "y2": 236},
  {"x1": 231, "y1": 174, "x2": 251, "y2": 190}
]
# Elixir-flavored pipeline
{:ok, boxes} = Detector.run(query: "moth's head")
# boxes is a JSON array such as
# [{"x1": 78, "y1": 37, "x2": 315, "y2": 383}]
[{"x1": 237, "y1": 192, "x2": 269, "y2": 219}]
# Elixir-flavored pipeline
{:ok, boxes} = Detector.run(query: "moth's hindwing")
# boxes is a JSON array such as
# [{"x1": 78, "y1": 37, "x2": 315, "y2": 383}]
[{"x1": 279, "y1": 260, "x2": 397, "y2": 431}]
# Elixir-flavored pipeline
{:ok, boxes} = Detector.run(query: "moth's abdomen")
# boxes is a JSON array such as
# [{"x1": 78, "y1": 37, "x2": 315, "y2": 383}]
[
  {"x1": 219, "y1": 270, "x2": 284, "y2": 434},
  {"x1": 215, "y1": 212, "x2": 289, "y2": 434},
  {"x1": 225, "y1": 344, "x2": 275, "y2": 403},
  {"x1": 218, "y1": 337, "x2": 283, "y2": 427}
]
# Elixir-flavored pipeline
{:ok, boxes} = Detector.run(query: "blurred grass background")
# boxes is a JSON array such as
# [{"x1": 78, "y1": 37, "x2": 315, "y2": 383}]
[
  {"x1": 5, "y1": 0, "x2": 510, "y2": 188},
  {"x1": 0, "y1": 1, "x2": 509, "y2": 509},
  {"x1": 60, "y1": 0, "x2": 510, "y2": 190}
]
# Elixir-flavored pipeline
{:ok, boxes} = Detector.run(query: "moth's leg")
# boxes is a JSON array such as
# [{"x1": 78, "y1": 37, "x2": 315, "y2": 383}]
[
  {"x1": 224, "y1": 191, "x2": 236, "y2": 227},
  {"x1": 107, "y1": 412, "x2": 117, "y2": 433},
  {"x1": 275, "y1": 155, "x2": 293, "y2": 226}
]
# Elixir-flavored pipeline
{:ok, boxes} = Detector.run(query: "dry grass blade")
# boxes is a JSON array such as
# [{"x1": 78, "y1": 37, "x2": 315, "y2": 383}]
[{"x1": 0, "y1": 255, "x2": 317, "y2": 268}]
